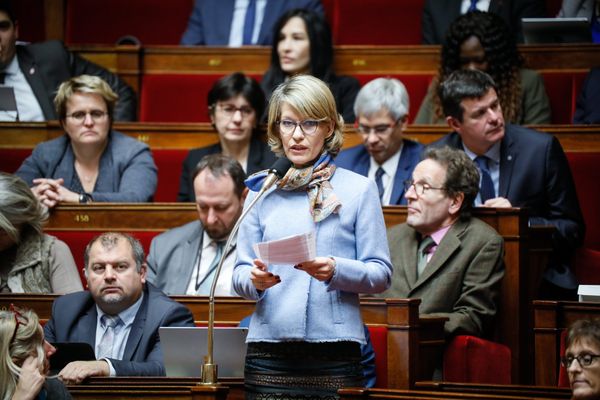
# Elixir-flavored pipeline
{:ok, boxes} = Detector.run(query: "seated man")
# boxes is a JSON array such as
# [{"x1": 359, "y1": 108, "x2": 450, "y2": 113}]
[
  {"x1": 0, "y1": 0, "x2": 136, "y2": 121},
  {"x1": 379, "y1": 146, "x2": 505, "y2": 337},
  {"x1": 147, "y1": 154, "x2": 247, "y2": 295},
  {"x1": 336, "y1": 78, "x2": 422, "y2": 205},
  {"x1": 432, "y1": 68, "x2": 585, "y2": 299},
  {"x1": 44, "y1": 232, "x2": 194, "y2": 383}
]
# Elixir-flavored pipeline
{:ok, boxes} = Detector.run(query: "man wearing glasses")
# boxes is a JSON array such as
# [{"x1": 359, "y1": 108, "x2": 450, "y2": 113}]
[
  {"x1": 432, "y1": 69, "x2": 584, "y2": 300},
  {"x1": 44, "y1": 232, "x2": 195, "y2": 383},
  {"x1": 336, "y1": 78, "x2": 422, "y2": 205},
  {"x1": 378, "y1": 146, "x2": 505, "y2": 338}
]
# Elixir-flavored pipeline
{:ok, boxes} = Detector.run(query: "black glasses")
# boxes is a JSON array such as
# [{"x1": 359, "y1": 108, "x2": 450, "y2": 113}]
[
  {"x1": 404, "y1": 179, "x2": 446, "y2": 196},
  {"x1": 561, "y1": 353, "x2": 600, "y2": 368},
  {"x1": 9, "y1": 304, "x2": 28, "y2": 344},
  {"x1": 215, "y1": 104, "x2": 255, "y2": 118}
]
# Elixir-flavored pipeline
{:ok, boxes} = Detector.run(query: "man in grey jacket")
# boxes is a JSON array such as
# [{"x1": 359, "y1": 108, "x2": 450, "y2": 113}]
[{"x1": 147, "y1": 154, "x2": 247, "y2": 295}]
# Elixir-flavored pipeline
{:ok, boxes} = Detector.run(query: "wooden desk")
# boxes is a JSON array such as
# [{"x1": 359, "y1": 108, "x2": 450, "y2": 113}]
[
  {"x1": 533, "y1": 300, "x2": 600, "y2": 386},
  {"x1": 338, "y1": 387, "x2": 567, "y2": 400},
  {"x1": 416, "y1": 381, "x2": 571, "y2": 399}
]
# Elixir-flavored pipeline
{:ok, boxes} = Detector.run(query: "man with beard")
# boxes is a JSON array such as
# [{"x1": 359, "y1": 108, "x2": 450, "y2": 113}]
[
  {"x1": 44, "y1": 232, "x2": 194, "y2": 383},
  {"x1": 147, "y1": 154, "x2": 248, "y2": 295}
]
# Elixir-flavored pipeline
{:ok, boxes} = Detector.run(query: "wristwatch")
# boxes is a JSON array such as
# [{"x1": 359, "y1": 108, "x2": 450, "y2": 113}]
[{"x1": 79, "y1": 193, "x2": 92, "y2": 204}]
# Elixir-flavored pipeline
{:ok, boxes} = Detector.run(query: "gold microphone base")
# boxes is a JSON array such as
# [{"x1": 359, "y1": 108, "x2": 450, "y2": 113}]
[{"x1": 199, "y1": 363, "x2": 219, "y2": 385}]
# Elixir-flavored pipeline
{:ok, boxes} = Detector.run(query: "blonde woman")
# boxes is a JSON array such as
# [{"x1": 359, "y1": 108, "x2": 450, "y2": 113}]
[{"x1": 0, "y1": 306, "x2": 71, "y2": 400}]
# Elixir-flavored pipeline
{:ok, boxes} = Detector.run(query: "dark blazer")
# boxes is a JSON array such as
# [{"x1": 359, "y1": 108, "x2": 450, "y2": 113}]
[
  {"x1": 574, "y1": 67, "x2": 600, "y2": 124},
  {"x1": 16, "y1": 41, "x2": 136, "y2": 121},
  {"x1": 335, "y1": 139, "x2": 423, "y2": 205},
  {"x1": 380, "y1": 218, "x2": 505, "y2": 337},
  {"x1": 178, "y1": 136, "x2": 276, "y2": 202},
  {"x1": 180, "y1": 0, "x2": 324, "y2": 46},
  {"x1": 431, "y1": 125, "x2": 584, "y2": 251},
  {"x1": 43, "y1": 283, "x2": 195, "y2": 376},
  {"x1": 421, "y1": 0, "x2": 546, "y2": 44},
  {"x1": 15, "y1": 131, "x2": 157, "y2": 202}
]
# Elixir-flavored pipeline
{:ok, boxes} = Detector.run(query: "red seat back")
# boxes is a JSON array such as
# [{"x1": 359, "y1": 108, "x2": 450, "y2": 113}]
[
  {"x1": 542, "y1": 71, "x2": 588, "y2": 124},
  {"x1": 367, "y1": 325, "x2": 388, "y2": 388},
  {"x1": 152, "y1": 149, "x2": 189, "y2": 202},
  {"x1": 0, "y1": 149, "x2": 32, "y2": 174},
  {"x1": 329, "y1": 0, "x2": 424, "y2": 44},
  {"x1": 65, "y1": 0, "x2": 193, "y2": 45},
  {"x1": 13, "y1": 0, "x2": 45, "y2": 43},
  {"x1": 558, "y1": 330, "x2": 570, "y2": 388},
  {"x1": 443, "y1": 335, "x2": 511, "y2": 384}
]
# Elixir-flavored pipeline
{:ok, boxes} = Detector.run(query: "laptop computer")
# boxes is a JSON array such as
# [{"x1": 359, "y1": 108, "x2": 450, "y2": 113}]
[
  {"x1": 159, "y1": 326, "x2": 248, "y2": 378},
  {"x1": 522, "y1": 17, "x2": 592, "y2": 44},
  {"x1": 49, "y1": 342, "x2": 96, "y2": 373}
]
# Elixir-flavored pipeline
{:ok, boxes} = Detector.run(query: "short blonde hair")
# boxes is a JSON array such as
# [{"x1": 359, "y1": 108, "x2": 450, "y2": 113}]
[
  {"x1": 266, "y1": 75, "x2": 344, "y2": 157},
  {"x1": 54, "y1": 74, "x2": 118, "y2": 121}
]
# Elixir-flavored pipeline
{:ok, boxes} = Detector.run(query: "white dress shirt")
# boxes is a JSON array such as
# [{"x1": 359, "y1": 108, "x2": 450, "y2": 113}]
[
  {"x1": 0, "y1": 55, "x2": 44, "y2": 122},
  {"x1": 186, "y1": 231, "x2": 237, "y2": 296},
  {"x1": 367, "y1": 145, "x2": 403, "y2": 206},
  {"x1": 228, "y1": 0, "x2": 268, "y2": 46}
]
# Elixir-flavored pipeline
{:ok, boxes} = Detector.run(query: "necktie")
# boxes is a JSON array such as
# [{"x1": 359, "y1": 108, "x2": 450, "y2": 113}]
[
  {"x1": 242, "y1": 0, "x2": 257, "y2": 45},
  {"x1": 96, "y1": 315, "x2": 121, "y2": 359},
  {"x1": 417, "y1": 236, "x2": 436, "y2": 277},
  {"x1": 196, "y1": 241, "x2": 225, "y2": 294},
  {"x1": 375, "y1": 167, "x2": 385, "y2": 201},
  {"x1": 475, "y1": 156, "x2": 495, "y2": 203},
  {"x1": 468, "y1": 0, "x2": 479, "y2": 12}
]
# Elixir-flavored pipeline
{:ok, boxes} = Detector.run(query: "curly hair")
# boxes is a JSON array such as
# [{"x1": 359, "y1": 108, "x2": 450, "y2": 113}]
[{"x1": 433, "y1": 11, "x2": 524, "y2": 123}]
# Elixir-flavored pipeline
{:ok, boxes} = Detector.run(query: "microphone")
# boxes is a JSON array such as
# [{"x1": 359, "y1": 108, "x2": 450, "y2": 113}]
[
  {"x1": 201, "y1": 157, "x2": 291, "y2": 385},
  {"x1": 258, "y1": 157, "x2": 293, "y2": 194}
]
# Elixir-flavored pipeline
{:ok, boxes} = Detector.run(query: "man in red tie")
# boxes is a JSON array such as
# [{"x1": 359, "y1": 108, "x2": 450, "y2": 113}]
[{"x1": 378, "y1": 146, "x2": 505, "y2": 338}]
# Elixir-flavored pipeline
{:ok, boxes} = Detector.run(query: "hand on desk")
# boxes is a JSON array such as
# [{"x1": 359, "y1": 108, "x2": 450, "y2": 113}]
[
  {"x1": 31, "y1": 178, "x2": 79, "y2": 208},
  {"x1": 58, "y1": 360, "x2": 109, "y2": 384}
]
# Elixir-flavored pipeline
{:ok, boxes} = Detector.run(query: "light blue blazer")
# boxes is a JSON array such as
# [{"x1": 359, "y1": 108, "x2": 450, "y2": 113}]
[{"x1": 232, "y1": 168, "x2": 392, "y2": 345}]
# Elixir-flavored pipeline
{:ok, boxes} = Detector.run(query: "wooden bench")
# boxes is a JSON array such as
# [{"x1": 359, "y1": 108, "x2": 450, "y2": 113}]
[
  {"x1": 416, "y1": 381, "x2": 571, "y2": 399},
  {"x1": 338, "y1": 387, "x2": 569, "y2": 400}
]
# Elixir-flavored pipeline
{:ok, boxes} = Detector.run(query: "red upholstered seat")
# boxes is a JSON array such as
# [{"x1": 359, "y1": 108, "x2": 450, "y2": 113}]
[
  {"x1": 443, "y1": 335, "x2": 512, "y2": 384},
  {"x1": 355, "y1": 74, "x2": 433, "y2": 124},
  {"x1": 65, "y1": 0, "x2": 193, "y2": 45},
  {"x1": 542, "y1": 71, "x2": 588, "y2": 124},
  {"x1": 46, "y1": 230, "x2": 162, "y2": 287},
  {"x1": 367, "y1": 325, "x2": 388, "y2": 388},
  {"x1": 13, "y1": 0, "x2": 45, "y2": 43},
  {"x1": 152, "y1": 149, "x2": 189, "y2": 202},
  {"x1": 328, "y1": 0, "x2": 424, "y2": 45},
  {"x1": 558, "y1": 330, "x2": 570, "y2": 388},
  {"x1": 0, "y1": 148, "x2": 32, "y2": 174}
]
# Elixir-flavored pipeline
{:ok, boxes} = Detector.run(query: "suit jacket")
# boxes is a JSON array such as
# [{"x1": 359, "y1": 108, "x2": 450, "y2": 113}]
[
  {"x1": 180, "y1": 0, "x2": 324, "y2": 46},
  {"x1": 380, "y1": 218, "x2": 505, "y2": 337},
  {"x1": 334, "y1": 139, "x2": 423, "y2": 205},
  {"x1": 177, "y1": 136, "x2": 276, "y2": 201},
  {"x1": 421, "y1": 0, "x2": 546, "y2": 44},
  {"x1": 15, "y1": 131, "x2": 158, "y2": 202},
  {"x1": 431, "y1": 125, "x2": 585, "y2": 287},
  {"x1": 558, "y1": 0, "x2": 596, "y2": 18},
  {"x1": 43, "y1": 283, "x2": 195, "y2": 376},
  {"x1": 574, "y1": 67, "x2": 600, "y2": 124},
  {"x1": 16, "y1": 40, "x2": 136, "y2": 121},
  {"x1": 146, "y1": 220, "x2": 237, "y2": 295}
]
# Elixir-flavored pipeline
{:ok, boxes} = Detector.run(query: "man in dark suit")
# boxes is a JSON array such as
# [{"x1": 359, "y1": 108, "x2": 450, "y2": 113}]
[
  {"x1": 432, "y1": 69, "x2": 585, "y2": 298},
  {"x1": 421, "y1": 0, "x2": 545, "y2": 44},
  {"x1": 148, "y1": 154, "x2": 247, "y2": 295},
  {"x1": 180, "y1": 0, "x2": 324, "y2": 46},
  {"x1": 336, "y1": 78, "x2": 422, "y2": 205},
  {"x1": 44, "y1": 232, "x2": 194, "y2": 383},
  {"x1": 380, "y1": 146, "x2": 504, "y2": 337},
  {"x1": 0, "y1": 1, "x2": 136, "y2": 121}
]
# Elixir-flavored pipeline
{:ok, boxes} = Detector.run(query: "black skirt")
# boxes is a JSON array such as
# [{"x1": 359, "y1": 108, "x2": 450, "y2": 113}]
[{"x1": 244, "y1": 341, "x2": 364, "y2": 400}]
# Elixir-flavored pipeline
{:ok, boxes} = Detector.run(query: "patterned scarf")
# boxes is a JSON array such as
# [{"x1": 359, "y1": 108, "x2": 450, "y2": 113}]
[{"x1": 245, "y1": 153, "x2": 342, "y2": 222}]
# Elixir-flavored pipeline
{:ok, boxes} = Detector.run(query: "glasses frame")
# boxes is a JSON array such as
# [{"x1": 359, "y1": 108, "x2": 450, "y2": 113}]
[
  {"x1": 356, "y1": 118, "x2": 402, "y2": 136},
  {"x1": 277, "y1": 118, "x2": 327, "y2": 136},
  {"x1": 65, "y1": 110, "x2": 109, "y2": 123},
  {"x1": 213, "y1": 103, "x2": 255, "y2": 119},
  {"x1": 9, "y1": 303, "x2": 27, "y2": 344},
  {"x1": 561, "y1": 353, "x2": 600, "y2": 368},
  {"x1": 404, "y1": 179, "x2": 446, "y2": 197}
]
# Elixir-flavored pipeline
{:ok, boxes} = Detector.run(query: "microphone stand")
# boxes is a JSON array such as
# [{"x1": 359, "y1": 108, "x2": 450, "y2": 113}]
[{"x1": 200, "y1": 175, "x2": 282, "y2": 385}]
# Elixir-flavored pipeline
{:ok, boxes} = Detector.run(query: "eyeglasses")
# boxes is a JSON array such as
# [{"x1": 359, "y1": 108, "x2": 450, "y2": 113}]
[
  {"x1": 215, "y1": 104, "x2": 255, "y2": 118},
  {"x1": 561, "y1": 354, "x2": 600, "y2": 368},
  {"x1": 404, "y1": 179, "x2": 446, "y2": 196},
  {"x1": 66, "y1": 110, "x2": 108, "y2": 123},
  {"x1": 278, "y1": 119, "x2": 324, "y2": 136},
  {"x1": 9, "y1": 303, "x2": 28, "y2": 344},
  {"x1": 356, "y1": 119, "x2": 402, "y2": 136}
]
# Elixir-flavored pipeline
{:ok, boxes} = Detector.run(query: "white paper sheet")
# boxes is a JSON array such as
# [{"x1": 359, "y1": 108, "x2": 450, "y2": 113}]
[{"x1": 253, "y1": 231, "x2": 316, "y2": 265}]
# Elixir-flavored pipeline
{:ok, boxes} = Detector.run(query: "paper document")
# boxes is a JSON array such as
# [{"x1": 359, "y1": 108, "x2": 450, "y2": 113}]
[{"x1": 253, "y1": 231, "x2": 316, "y2": 265}]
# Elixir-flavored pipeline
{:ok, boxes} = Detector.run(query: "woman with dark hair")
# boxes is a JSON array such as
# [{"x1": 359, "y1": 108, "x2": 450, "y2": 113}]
[
  {"x1": 178, "y1": 72, "x2": 276, "y2": 202},
  {"x1": 261, "y1": 8, "x2": 360, "y2": 123},
  {"x1": 415, "y1": 10, "x2": 551, "y2": 125},
  {"x1": 563, "y1": 318, "x2": 600, "y2": 400}
]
